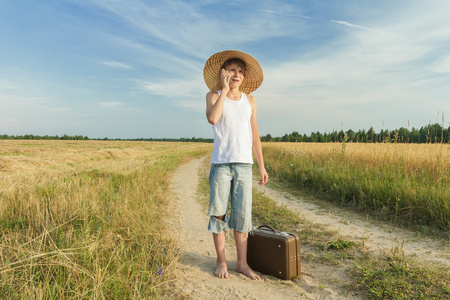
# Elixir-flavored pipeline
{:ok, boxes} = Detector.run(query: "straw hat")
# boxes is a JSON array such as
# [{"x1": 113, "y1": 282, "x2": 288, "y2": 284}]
[{"x1": 203, "y1": 50, "x2": 263, "y2": 95}]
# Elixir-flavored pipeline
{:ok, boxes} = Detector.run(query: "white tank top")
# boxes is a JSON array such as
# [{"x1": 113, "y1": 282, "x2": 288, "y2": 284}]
[{"x1": 210, "y1": 91, "x2": 253, "y2": 164}]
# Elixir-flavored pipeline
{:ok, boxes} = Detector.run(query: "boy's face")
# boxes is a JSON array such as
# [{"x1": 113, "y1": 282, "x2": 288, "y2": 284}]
[{"x1": 224, "y1": 63, "x2": 245, "y2": 89}]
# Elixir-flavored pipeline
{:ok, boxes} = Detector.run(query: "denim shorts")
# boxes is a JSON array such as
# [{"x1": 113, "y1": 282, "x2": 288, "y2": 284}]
[{"x1": 208, "y1": 163, "x2": 253, "y2": 234}]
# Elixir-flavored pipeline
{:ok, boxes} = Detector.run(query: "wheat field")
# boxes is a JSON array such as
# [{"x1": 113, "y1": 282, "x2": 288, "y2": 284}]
[
  {"x1": 262, "y1": 142, "x2": 450, "y2": 232},
  {"x1": 0, "y1": 140, "x2": 211, "y2": 299},
  {"x1": 1, "y1": 139, "x2": 448, "y2": 298}
]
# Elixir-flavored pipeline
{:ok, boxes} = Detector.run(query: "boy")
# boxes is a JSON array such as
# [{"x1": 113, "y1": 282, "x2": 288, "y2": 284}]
[{"x1": 203, "y1": 50, "x2": 268, "y2": 280}]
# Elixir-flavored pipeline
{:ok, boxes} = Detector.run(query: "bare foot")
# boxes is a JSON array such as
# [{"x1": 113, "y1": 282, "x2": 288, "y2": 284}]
[
  {"x1": 215, "y1": 262, "x2": 228, "y2": 279},
  {"x1": 237, "y1": 264, "x2": 261, "y2": 280}
]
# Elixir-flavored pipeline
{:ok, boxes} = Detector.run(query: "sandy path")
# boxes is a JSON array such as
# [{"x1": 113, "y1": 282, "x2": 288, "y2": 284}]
[
  {"x1": 170, "y1": 158, "x2": 304, "y2": 299},
  {"x1": 169, "y1": 157, "x2": 448, "y2": 299},
  {"x1": 170, "y1": 158, "x2": 363, "y2": 299}
]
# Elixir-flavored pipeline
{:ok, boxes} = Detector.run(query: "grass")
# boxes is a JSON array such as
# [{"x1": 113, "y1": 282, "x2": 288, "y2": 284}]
[
  {"x1": 352, "y1": 253, "x2": 450, "y2": 299},
  {"x1": 261, "y1": 142, "x2": 450, "y2": 234},
  {"x1": 2, "y1": 140, "x2": 448, "y2": 299},
  {"x1": 0, "y1": 140, "x2": 211, "y2": 299},
  {"x1": 197, "y1": 157, "x2": 449, "y2": 299}
]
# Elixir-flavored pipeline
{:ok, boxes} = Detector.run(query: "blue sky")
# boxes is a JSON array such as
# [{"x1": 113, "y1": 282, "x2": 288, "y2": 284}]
[{"x1": 1, "y1": 0, "x2": 449, "y2": 139}]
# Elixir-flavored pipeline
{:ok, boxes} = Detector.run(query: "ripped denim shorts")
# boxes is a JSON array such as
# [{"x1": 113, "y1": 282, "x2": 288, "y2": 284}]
[{"x1": 207, "y1": 163, "x2": 253, "y2": 234}]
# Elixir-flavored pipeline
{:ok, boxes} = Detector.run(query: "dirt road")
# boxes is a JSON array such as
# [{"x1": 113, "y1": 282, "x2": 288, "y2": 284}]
[{"x1": 169, "y1": 157, "x2": 448, "y2": 299}]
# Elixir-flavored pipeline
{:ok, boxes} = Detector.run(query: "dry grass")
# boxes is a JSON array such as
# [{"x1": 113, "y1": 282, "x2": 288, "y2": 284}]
[
  {"x1": 262, "y1": 142, "x2": 450, "y2": 233},
  {"x1": 263, "y1": 142, "x2": 450, "y2": 170},
  {"x1": 0, "y1": 140, "x2": 211, "y2": 299}
]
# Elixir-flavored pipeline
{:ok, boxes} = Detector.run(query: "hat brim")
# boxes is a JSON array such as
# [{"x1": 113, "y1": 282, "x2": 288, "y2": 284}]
[{"x1": 203, "y1": 50, "x2": 263, "y2": 95}]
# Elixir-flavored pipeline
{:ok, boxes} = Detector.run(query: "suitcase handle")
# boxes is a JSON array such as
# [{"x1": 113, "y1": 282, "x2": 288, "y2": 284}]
[{"x1": 256, "y1": 224, "x2": 277, "y2": 233}]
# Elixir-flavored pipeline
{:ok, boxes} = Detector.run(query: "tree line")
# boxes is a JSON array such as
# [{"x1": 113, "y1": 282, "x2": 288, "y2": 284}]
[
  {"x1": 261, "y1": 123, "x2": 450, "y2": 144},
  {"x1": 0, "y1": 134, "x2": 89, "y2": 140},
  {"x1": 1, "y1": 122, "x2": 449, "y2": 144},
  {"x1": 0, "y1": 134, "x2": 213, "y2": 143}
]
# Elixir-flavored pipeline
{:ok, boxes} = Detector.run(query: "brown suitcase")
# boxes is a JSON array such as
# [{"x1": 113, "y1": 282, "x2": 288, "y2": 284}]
[{"x1": 247, "y1": 225, "x2": 301, "y2": 280}]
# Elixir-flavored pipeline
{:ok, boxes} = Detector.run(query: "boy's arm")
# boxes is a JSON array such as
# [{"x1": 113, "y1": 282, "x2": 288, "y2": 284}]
[
  {"x1": 206, "y1": 91, "x2": 226, "y2": 125},
  {"x1": 206, "y1": 70, "x2": 230, "y2": 125},
  {"x1": 248, "y1": 95, "x2": 268, "y2": 186}
]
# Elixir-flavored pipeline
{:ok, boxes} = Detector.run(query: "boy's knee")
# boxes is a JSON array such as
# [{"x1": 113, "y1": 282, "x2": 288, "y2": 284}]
[
  {"x1": 208, "y1": 214, "x2": 229, "y2": 233},
  {"x1": 213, "y1": 215, "x2": 225, "y2": 221}
]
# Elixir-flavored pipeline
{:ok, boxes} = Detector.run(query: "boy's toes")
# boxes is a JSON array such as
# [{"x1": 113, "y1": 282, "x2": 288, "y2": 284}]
[
  {"x1": 237, "y1": 264, "x2": 261, "y2": 280},
  {"x1": 215, "y1": 264, "x2": 229, "y2": 279}
]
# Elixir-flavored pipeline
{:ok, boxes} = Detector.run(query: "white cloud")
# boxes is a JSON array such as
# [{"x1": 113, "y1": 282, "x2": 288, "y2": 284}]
[
  {"x1": 109, "y1": 36, "x2": 201, "y2": 73},
  {"x1": 100, "y1": 61, "x2": 133, "y2": 69},
  {"x1": 6, "y1": 118, "x2": 17, "y2": 123},
  {"x1": 135, "y1": 78, "x2": 204, "y2": 98},
  {"x1": 258, "y1": 9, "x2": 323, "y2": 21},
  {"x1": 433, "y1": 57, "x2": 450, "y2": 73},
  {"x1": 80, "y1": 0, "x2": 306, "y2": 59},
  {"x1": 330, "y1": 20, "x2": 384, "y2": 33},
  {"x1": 259, "y1": 9, "x2": 283, "y2": 15},
  {"x1": 176, "y1": 100, "x2": 204, "y2": 112},
  {"x1": 134, "y1": 77, "x2": 206, "y2": 111},
  {"x1": 100, "y1": 102, "x2": 122, "y2": 107}
]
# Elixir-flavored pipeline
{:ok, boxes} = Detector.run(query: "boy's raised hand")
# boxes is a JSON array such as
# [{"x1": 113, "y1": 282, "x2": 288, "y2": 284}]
[{"x1": 221, "y1": 69, "x2": 230, "y2": 90}]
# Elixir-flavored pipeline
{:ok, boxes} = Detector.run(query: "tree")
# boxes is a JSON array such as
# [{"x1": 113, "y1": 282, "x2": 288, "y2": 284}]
[
  {"x1": 282, "y1": 134, "x2": 290, "y2": 142},
  {"x1": 410, "y1": 127, "x2": 420, "y2": 143},
  {"x1": 262, "y1": 133, "x2": 273, "y2": 142},
  {"x1": 346, "y1": 129, "x2": 355, "y2": 142},
  {"x1": 398, "y1": 127, "x2": 408, "y2": 143},
  {"x1": 367, "y1": 127, "x2": 375, "y2": 143}
]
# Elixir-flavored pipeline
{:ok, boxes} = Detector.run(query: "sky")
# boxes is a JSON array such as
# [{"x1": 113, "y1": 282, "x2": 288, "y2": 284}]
[{"x1": 1, "y1": 0, "x2": 449, "y2": 139}]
